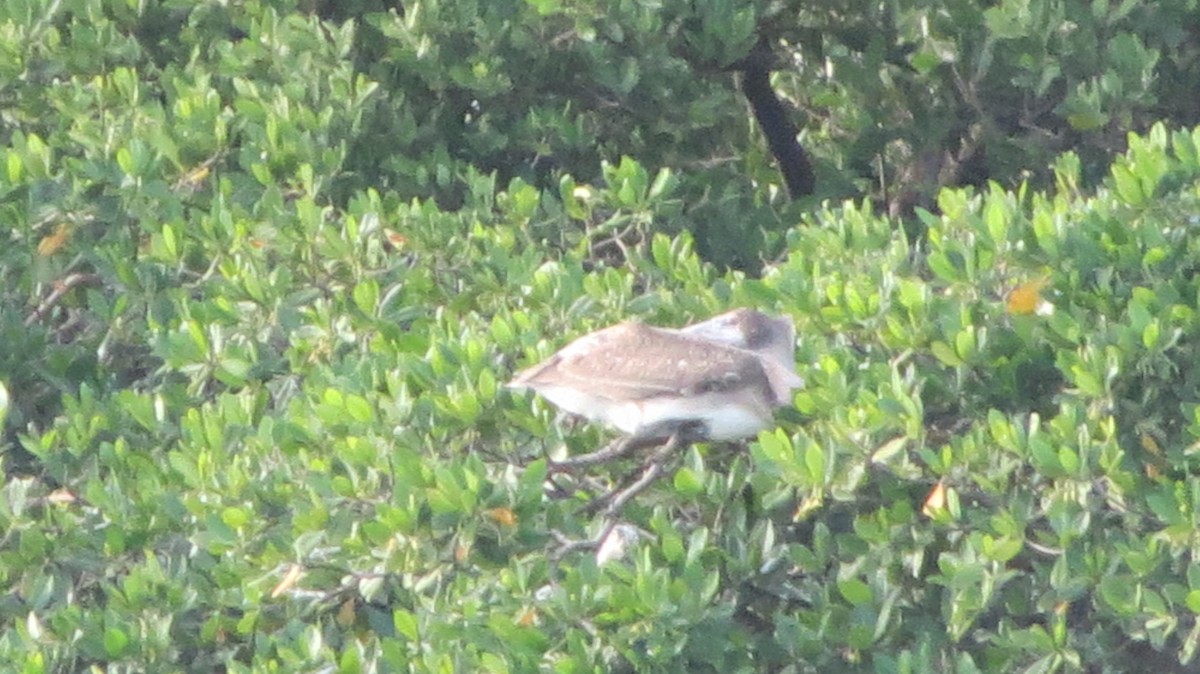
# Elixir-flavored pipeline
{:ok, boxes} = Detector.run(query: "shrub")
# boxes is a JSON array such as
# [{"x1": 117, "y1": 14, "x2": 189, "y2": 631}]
[{"x1": 3, "y1": 1, "x2": 1200, "y2": 671}]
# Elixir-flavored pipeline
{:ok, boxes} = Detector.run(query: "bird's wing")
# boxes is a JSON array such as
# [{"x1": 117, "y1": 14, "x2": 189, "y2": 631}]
[{"x1": 510, "y1": 322, "x2": 765, "y2": 401}]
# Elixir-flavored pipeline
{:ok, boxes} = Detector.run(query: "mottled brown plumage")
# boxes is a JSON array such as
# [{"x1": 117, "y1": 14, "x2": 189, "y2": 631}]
[{"x1": 508, "y1": 310, "x2": 802, "y2": 440}]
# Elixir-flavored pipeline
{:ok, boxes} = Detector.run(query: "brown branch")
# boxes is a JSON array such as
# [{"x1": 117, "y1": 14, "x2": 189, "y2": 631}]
[
  {"x1": 738, "y1": 38, "x2": 815, "y2": 199},
  {"x1": 548, "y1": 434, "x2": 661, "y2": 472},
  {"x1": 24, "y1": 273, "x2": 102, "y2": 327},
  {"x1": 582, "y1": 433, "x2": 687, "y2": 517},
  {"x1": 547, "y1": 431, "x2": 693, "y2": 560},
  {"x1": 550, "y1": 520, "x2": 618, "y2": 560}
]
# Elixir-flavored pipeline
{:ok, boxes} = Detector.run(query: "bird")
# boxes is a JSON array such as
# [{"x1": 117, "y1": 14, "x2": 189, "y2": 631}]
[{"x1": 507, "y1": 309, "x2": 802, "y2": 442}]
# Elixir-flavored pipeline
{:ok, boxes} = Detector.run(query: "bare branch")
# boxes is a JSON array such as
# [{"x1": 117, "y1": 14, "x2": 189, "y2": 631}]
[{"x1": 25, "y1": 273, "x2": 102, "y2": 327}]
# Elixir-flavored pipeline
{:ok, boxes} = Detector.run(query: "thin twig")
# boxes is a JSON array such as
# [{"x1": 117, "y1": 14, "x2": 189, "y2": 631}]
[
  {"x1": 543, "y1": 471, "x2": 610, "y2": 501},
  {"x1": 25, "y1": 273, "x2": 102, "y2": 327},
  {"x1": 601, "y1": 460, "x2": 667, "y2": 516},
  {"x1": 547, "y1": 428, "x2": 698, "y2": 559},
  {"x1": 550, "y1": 520, "x2": 618, "y2": 560},
  {"x1": 583, "y1": 433, "x2": 687, "y2": 517},
  {"x1": 549, "y1": 435, "x2": 647, "y2": 472}
]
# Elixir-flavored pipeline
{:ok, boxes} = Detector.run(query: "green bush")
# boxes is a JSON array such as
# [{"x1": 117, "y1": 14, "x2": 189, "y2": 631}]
[{"x1": 4, "y1": 1, "x2": 1200, "y2": 672}]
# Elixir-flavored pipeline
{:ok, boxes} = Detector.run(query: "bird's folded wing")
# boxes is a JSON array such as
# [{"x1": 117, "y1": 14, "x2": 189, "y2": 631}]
[{"x1": 510, "y1": 322, "x2": 763, "y2": 401}]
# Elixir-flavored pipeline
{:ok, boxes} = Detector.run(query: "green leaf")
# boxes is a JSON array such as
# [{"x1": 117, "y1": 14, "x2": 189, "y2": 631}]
[
  {"x1": 931, "y1": 341, "x2": 964, "y2": 367},
  {"x1": 345, "y1": 394, "x2": 374, "y2": 423},
  {"x1": 804, "y1": 441, "x2": 825, "y2": 485},
  {"x1": 982, "y1": 536, "x2": 1023, "y2": 563},
  {"x1": 1058, "y1": 447, "x2": 1080, "y2": 475},
  {"x1": 103, "y1": 626, "x2": 130, "y2": 658},
  {"x1": 871, "y1": 436, "x2": 908, "y2": 465},
  {"x1": 524, "y1": 0, "x2": 562, "y2": 16},
  {"x1": 22, "y1": 651, "x2": 44, "y2": 674},
  {"x1": 838, "y1": 578, "x2": 873, "y2": 606},
  {"x1": 394, "y1": 609, "x2": 419, "y2": 641},
  {"x1": 1070, "y1": 366, "x2": 1104, "y2": 397},
  {"x1": 648, "y1": 167, "x2": 675, "y2": 199},
  {"x1": 927, "y1": 252, "x2": 961, "y2": 283},
  {"x1": 353, "y1": 279, "x2": 380, "y2": 316},
  {"x1": 6, "y1": 151, "x2": 21, "y2": 183},
  {"x1": 954, "y1": 329, "x2": 976, "y2": 362},
  {"x1": 222, "y1": 506, "x2": 249, "y2": 529},
  {"x1": 0, "y1": 381, "x2": 8, "y2": 432},
  {"x1": 1100, "y1": 575, "x2": 1138, "y2": 615},
  {"x1": 1111, "y1": 164, "x2": 1144, "y2": 205},
  {"x1": 1186, "y1": 590, "x2": 1200, "y2": 614},
  {"x1": 672, "y1": 467, "x2": 703, "y2": 498},
  {"x1": 216, "y1": 357, "x2": 251, "y2": 387},
  {"x1": 1142, "y1": 320, "x2": 1160, "y2": 349}
]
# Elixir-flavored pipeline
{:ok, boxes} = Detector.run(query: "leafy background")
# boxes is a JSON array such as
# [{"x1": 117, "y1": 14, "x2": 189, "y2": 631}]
[{"x1": 2, "y1": 0, "x2": 1200, "y2": 672}]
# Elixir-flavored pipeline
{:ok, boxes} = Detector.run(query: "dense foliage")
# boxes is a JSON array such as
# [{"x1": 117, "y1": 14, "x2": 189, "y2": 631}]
[{"x1": 3, "y1": 1, "x2": 1200, "y2": 672}]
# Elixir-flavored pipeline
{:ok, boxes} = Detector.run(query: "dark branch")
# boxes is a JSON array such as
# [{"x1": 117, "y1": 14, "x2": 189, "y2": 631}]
[{"x1": 738, "y1": 41, "x2": 815, "y2": 198}]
